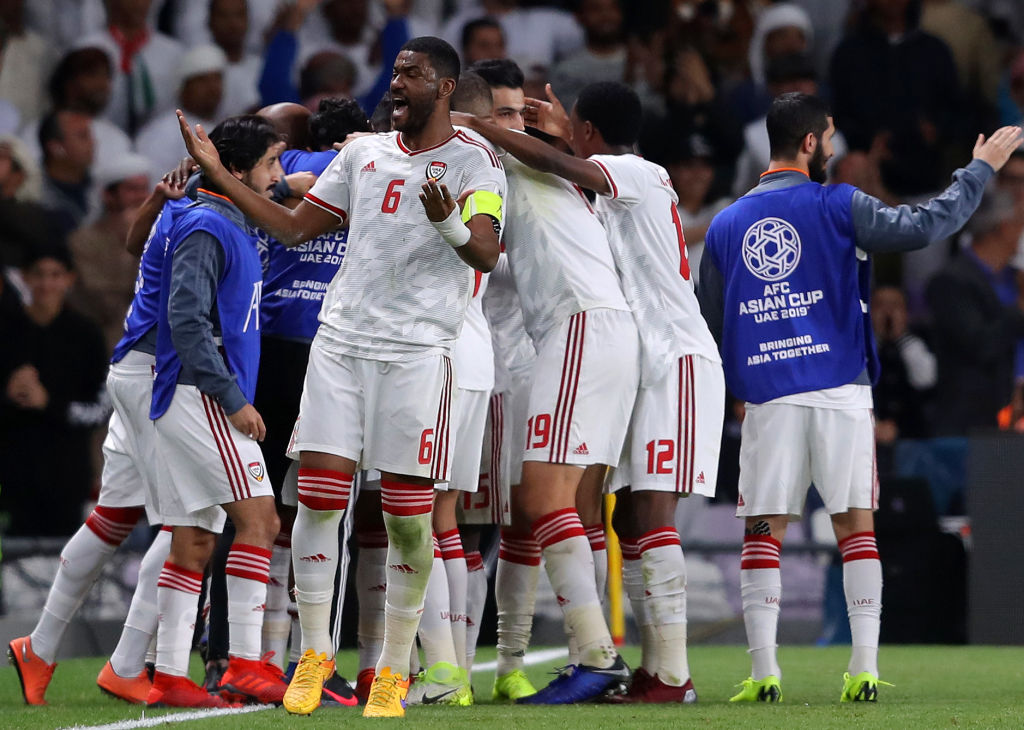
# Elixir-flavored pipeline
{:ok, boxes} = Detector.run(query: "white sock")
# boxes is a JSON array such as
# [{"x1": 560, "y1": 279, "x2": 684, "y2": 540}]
[
  {"x1": 356, "y1": 530, "x2": 388, "y2": 672},
  {"x1": 465, "y1": 550, "x2": 486, "y2": 672},
  {"x1": 839, "y1": 532, "x2": 882, "y2": 676},
  {"x1": 110, "y1": 527, "x2": 171, "y2": 677},
  {"x1": 438, "y1": 529, "x2": 469, "y2": 669},
  {"x1": 740, "y1": 535, "x2": 782, "y2": 681},
  {"x1": 376, "y1": 480, "x2": 435, "y2": 677},
  {"x1": 585, "y1": 523, "x2": 608, "y2": 600},
  {"x1": 534, "y1": 508, "x2": 616, "y2": 669},
  {"x1": 638, "y1": 528, "x2": 689, "y2": 686},
  {"x1": 262, "y1": 536, "x2": 292, "y2": 670},
  {"x1": 620, "y1": 538, "x2": 656, "y2": 671},
  {"x1": 156, "y1": 562, "x2": 204, "y2": 677},
  {"x1": 495, "y1": 529, "x2": 540, "y2": 676},
  {"x1": 418, "y1": 536, "x2": 459, "y2": 667},
  {"x1": 292, "y1": 501, "x2": 344, "y2": 657},
  {"x1": 288, "y1": 602, "x2": 301, "y2": 665},
  {"x1": 31, "y1": 506, "x2": 141, "y2": 663}
]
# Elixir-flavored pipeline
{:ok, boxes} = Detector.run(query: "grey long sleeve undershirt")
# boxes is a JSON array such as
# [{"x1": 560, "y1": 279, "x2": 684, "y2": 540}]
[{"x1": 167, "y1": 229, "x2": 249, "y2": 415}]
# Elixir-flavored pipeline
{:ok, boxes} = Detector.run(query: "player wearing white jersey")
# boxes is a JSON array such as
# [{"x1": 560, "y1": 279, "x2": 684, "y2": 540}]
[
  {"x1": 457, "y1": 80, "x2": 726, "y2": 703},
  {"x1": 458, "y1": 60, "x2": 640, "y2": 705},
  {"x1": 179, "y1": 37, "x2": 505, "y2": 719}
]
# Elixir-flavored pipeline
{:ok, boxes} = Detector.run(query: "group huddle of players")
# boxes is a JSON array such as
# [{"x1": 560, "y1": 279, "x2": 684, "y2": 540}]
[{"x1": 12, "y1": 33, "x2": 1020, "y2": 718}]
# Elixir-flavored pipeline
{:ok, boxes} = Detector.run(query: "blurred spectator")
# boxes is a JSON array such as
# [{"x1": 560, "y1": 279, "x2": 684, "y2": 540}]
[
  {"x1": 727, "y1": 2, "x2": 813, "y2": 125},
  {"x1": 300, "y1": 51, "x2": 358, "y2": 110},
  {"x1": 208, "y1": 0, "x2": 261, "y2": 116},
  {"x1": 0, "y1": 243, "x2": 109, "y2": 537},
  {"x1": 830, "y1": 0, "x2": 961, "y2": 197},
  {"x1": 441, "y1": 0, "x2": 583, "y2": 82},
  {"x1": 0, "y1": 134, "x2": 40, "y2": 202},
  {"x1": 174, "y1": 0, "x2": 278, "y2": 57},
  {"x1": 0, "y1": 0, "x2": 56, "y2": 125},
  {"x1": 926, "y1": 189, "x2": 1024, "y2": 435},
  {"x1": 79, "y1": 0, "x2": 184, "y2": 135},
  {"x1": 664, "y1": 132, "x2": 730, "y2": 286},
  {"x1": 871, "y1": 285, "x2": 937, "y2": 445},
  {"x1": 643, "y1": 45, "x2": 741, "y2": 200},
  {"x1": 68, "y1": 153, "x2": 151, "y2": 354},
  {"x1": 135, "y1": 44, "x2": 225, "y2": 181},
  {"x1": 667, "y1": 0, "x2": 754, "y2": 87},
  {"x1": 23, "y1": 0, "x2": 105, "y2": 51},
  {"x1": 920, "y1": 0, "x2": 1001, "y2": 108},
  {"x1": 296, "y1": 0, "x2": 381, "y2": 99},
  {"x1": 462, "y1": 17, "x2": 506, "y2": 65},
  {"x1": 732, "y1": 52, "x2": 847, "y2": 197},
  {"x1": 998, "y1": 50, "x2": 1024, "y2": 127},
  {"x1": 19, "y1": 47, "x2": 132, "y2": 171},
  {"x1": 38, "y1": 110, "x2": 96, "y2": 236},
  {"x1": 789, "y1": 0, "x2": 848, "y2": 79}
]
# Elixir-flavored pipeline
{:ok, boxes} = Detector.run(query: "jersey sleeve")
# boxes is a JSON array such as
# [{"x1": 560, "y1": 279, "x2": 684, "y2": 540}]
[
  {"x1": 588, "y1": 154, "x2": 648, "y2": 205},
  {"x1": 304, "y1": 143, "x2": 352, "y2": 222},
  {"x1": 460, "y1": 153, "x2": 507, "y2": 235}
]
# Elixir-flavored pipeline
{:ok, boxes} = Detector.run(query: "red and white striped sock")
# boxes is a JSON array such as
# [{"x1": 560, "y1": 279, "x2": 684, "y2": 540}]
[
  {"x1": 620, "y1": 537, "x2": 655, "y2": 670},
  {"x1": 839, "y1": 531, "x2": 882, "y2": 676},
  {"x1": 438, "y1": 528, "x2": 469, "y2": 668},
  {"x1": 226, "y1": 543, "x2": 272, "y2": 660},
  {"x1": 534, "y1": 508, "x2": 616, "y2": 669},
  {"x1": 740, "y1": 534, "x2": 782, "y2": 680},
  {"x1": 356, "y1": 529, "x2": 388, "y2": 673},
  {"x1": 465, "y1": 550, "x2": 486, "y2": 671},
  {"x1": 585, "y1": 523, "x2": 608, "y2": 599},
  {"x1": 30, "y1": 505, "x2": 143, "y2": 664},
  {"x1": 377, "y1": 480, "x2": 435, "y2": 677},
  {"x1": 418, "y1": 533, "x2": 458, "y2": 667},
  {"x1": 292, "y1": 469, "x2": 353, "y2": 658},
  {"x1": 638, "y1": 527, "x2": 690, "y2": 686},
  {"x1": 110, "y1": 526, "x2": 172, "y2": 677},
  {"x1": 156, "y1": 562, "x2": 204, "y2": 677},
  {"x1": 262, "y1": 532, "x2": 292, "y2": 670},
  {"x1": 495, "y1": 528, "x2": 541, "y2": 676}
]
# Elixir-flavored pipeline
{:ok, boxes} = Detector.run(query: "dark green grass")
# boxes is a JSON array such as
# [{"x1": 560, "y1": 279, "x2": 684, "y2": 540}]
[{"x1": 2, "y1": 645, "x2": 1022, "y2": 729}]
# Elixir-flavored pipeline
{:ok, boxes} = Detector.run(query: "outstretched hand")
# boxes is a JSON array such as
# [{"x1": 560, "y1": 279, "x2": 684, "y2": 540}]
[
  {"x1": 973, "y1": 126, "x2": 1023, "y2": 172},
  {"x1": 524, "y1": 84, "x2": 571, "y2": 142},
  {"x1": 419, "y1": 179, "x2": 472, "y2": 222},
  {"x1": 177, "y1": 110, "x2": 224, "y2": 177}
]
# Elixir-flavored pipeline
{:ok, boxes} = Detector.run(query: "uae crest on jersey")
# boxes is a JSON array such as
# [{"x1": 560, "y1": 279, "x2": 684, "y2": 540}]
[
  {"x1": 248, "y1": 462, "x2": 265, "y2": 482},
  {"x1": 426, "y1": 160, "x2": 447, "y2": 180}
]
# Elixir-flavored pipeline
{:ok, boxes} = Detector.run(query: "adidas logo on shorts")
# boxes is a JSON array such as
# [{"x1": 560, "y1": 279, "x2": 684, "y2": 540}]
[
  {"x1": 696, "y1": 471, "x2": 705, "y2": 484},
  {"x1": 573, "y1": 442, "x2": 590, "y2": 456}
]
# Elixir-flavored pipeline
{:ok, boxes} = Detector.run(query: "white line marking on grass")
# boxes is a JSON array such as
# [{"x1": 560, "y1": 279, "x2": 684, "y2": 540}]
[
  {"x1": 58, "y1": 704, "x2": 274, "y2": 730},
  {"x1": 473, "y1": 647, "x2": 568, "y2": 673}
]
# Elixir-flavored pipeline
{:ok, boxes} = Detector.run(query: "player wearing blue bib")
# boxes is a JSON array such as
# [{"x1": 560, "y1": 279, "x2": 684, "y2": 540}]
[
  {"x1": 700, "y1": 92, "x2": 1021, "y2": 705},
  {"x1": 146, "y1": 116, "x2": 290, "y2": 709}
]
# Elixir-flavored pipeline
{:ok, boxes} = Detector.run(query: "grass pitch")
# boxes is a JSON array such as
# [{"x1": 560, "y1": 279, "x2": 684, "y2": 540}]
[{"x1": 2, "y1": 645, "x2": 1022, "y2": 729}]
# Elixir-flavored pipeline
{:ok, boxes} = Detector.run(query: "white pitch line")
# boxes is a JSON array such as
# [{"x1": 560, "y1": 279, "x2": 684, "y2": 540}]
[
  {"x1": 58, "y1": 704, "x2": 274, "y2": 730},
  {"x1": 473, "y1": 647, "x2": 568, "y2": 673},
  {"x1": 60, "y1": 648, "x2": 569, "y2": 730}
]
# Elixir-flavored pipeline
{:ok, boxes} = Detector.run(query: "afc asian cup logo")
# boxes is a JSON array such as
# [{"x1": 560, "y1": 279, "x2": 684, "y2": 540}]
[{"x1": 742, "y1": 217, "x2": 801, "y2": 281}]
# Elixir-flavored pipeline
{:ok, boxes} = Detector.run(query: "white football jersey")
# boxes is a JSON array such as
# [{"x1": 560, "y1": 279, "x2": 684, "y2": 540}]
[
  {"x1": 454, "y1": 272, "x2": 495, "y2": 391},
  {"x1": 590, "y1": 153, "x2": 721, "y2": 385},
  {"x1": 483, "y1": 252, "x2": 536, "y2": 393},
  {"x1": 304, "y1": 129, "x2": 506, "y2": 360},
  {"x1": 501, "y1": 151, "x2": 629, "y2": 345}
]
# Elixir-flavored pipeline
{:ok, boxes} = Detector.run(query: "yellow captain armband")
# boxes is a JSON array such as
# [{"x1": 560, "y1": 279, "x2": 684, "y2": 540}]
[{"x1": 461, "y1": 190, "x2": 503, "y2": 224}]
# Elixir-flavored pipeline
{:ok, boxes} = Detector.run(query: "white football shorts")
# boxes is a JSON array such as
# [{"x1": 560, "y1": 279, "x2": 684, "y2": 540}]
[
  {"x1": 523, "y1": 308, "x2": 639, "y2": 467},
  {"x1": 153, "y1": 385, "x2": 273, "y2": 533},
  {"x1": 458, "y1": 391, "x2": 511, "y2": 525},
  {"x1": 436, "y1": 388, "x2": 489, "y2": 493},
  {"x1": 100, "y1": 351, "x2": 161, "y2": 524},
  {"x1": 608, "y1": 354, "x2": 725, "y2": 496},
  {"x1": 736, "y1": 402, "x2": 878, "y2": 518},
  {"x1": 288, "y1": 345, "x2": 457, "y2": 481}
]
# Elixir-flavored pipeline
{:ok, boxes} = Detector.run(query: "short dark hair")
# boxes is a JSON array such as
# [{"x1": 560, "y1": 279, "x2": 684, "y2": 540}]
[
  {"x1": 462, "y1": 17, "x2": 502, "y2": 51},
  {"x1": 766, "y1": 92, "x2": 830, "y2": 160},
  {"x1": 24, "y1": 240, "x2": 74, "y2": 272},
  {"x1": 49, "y1": 47, "x2": 111, "y2": 106},
  {"x1": 575, "y1": 81, "x2": 642, "y2": 146},
  {"x1": 765, "y1": 52, "x2": 816, "y2": 86},
  {"x1": 370, "y1": 92, "x2": 393, "y2": 132},
  {"x1": 38, "y1": 111, "x2": 65, "y2": 159},
  {"x1": 400, "y1": 36, "x2": 460, "y2": 82},
  {"x1": 208, "y1": 115, "x2": 283, "y2": 174},
  {"x1": 468, "y1": 59, "x2": 524, "y2": 90},
  {"x1": 309, "y1": 97, "x2": 371, "y2": 151},
  {"x1": 451, "y1": 71, "x2": 493, "y2": 116}
]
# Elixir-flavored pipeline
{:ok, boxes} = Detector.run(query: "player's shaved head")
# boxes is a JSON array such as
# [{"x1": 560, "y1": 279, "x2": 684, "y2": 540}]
[
  {"x1": 257, "y1": 102, "x2": 312, "y2": 151},
  {"x1": 451, "y1": 72, "x2": 493, "y2": 119}
]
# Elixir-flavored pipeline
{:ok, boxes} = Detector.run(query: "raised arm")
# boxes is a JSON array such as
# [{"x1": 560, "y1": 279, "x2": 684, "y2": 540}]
[
  {"x1": 419, "y1": 180, "x2": 501, "y2": 272},
  {"x1": 452, "y1": 113, "x2": 611, "y2": 196},
  {"x1": 178, "y1": 111, "x2": 338, "y2": 247}
]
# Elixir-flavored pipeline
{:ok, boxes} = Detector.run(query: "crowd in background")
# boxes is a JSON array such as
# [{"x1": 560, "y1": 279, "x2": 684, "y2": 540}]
[{"x1": 2, "y1": 0, "x2": 1024, "y2": 537}]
